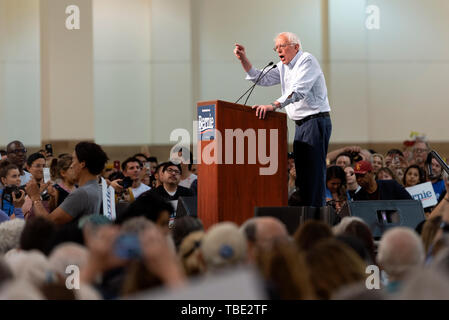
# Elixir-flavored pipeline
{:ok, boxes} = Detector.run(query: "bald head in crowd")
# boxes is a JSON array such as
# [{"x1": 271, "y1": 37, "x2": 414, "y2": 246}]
[
  {"x1": 240, "y1": 217, "x2": 289, "y2": 262},
  {"x1": 377, "y1": 227, "x2": 424, "y2": 282}
]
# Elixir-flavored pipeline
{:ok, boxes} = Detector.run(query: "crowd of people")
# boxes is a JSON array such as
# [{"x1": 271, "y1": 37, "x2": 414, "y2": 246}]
[
  {"x1": 287, "y1": 138, "x2": 447, "y2": 218},
  {"x1": 0, "y1": 138, "x2": 449, "y2": 300}
]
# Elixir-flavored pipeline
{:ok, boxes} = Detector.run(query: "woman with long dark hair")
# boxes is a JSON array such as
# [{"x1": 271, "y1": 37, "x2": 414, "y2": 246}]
[{"x1": 325, "y1": 165, "x2": 347, "y2": 212}]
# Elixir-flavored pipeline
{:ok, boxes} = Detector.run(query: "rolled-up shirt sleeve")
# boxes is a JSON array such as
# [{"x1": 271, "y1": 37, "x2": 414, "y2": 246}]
[
  {"x1": 277, "y1": 57, "x2": 321, "y2": 108},
  {"x1": 246, "y1": 67, "x2": 260, "y2": 80},
  {"x1": 245, "y1": 67, "x2": 281, "y2": 87}
]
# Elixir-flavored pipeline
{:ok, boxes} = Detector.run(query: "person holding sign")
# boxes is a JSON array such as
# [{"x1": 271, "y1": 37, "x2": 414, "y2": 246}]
[
  {"x1": 403, "y1": 165, "x2": 427, "y2": 188},
  {"x1": 403, "y1": 165, "x2": 436, "y2": 215},
  {"x1": 352, "y1": 161, "x2": 412, "y2": 201}
]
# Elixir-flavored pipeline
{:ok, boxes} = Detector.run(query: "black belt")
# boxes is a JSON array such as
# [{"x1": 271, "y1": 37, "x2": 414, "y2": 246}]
[{"x1": 295, "y1": 112, "x2": 330, "y2": 126}]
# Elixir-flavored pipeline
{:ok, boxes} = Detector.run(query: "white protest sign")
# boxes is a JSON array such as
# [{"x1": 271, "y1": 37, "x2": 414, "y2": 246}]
[
  {"x1": 43, "y1": 168, "x2": 51, "y2": 183},
  {"x1": 101, "y1": 177, "x2": 116, "y2": 220},
  {"x1": 406, "y1": 182, "x2": 438, "y2": 208}
]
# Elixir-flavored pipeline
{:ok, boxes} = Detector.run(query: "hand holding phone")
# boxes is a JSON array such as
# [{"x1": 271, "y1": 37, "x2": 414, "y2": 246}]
[
  {"x1": 45, "y1": 144, "x2": 53, "y2": 157},
  {"x1": 113, "y1": 234, "x2": 142, "y2": 260}
]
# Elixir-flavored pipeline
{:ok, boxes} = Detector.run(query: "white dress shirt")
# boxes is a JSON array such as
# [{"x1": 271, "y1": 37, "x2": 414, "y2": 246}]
[
  {"x1": 246, "y1": 50, "x2": 331, "y2": 121},
  {"x1": 131, "y1": 183, "x2": 151, "y2": 198}
]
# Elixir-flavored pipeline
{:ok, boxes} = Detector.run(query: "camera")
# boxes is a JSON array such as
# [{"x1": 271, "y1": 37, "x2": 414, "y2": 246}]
[
  {"x1": 45, "y1": 144, "x2": 53, "y2": 157},
  {"x1": 118, "y1": 176, "x2": 133, "y2": 189},
  {"x1": 350, "y1": 152, "x2": 363, "y2": 163},
  {"x1": 3, "y1": 185, "x2": 25, "y2": 200}
]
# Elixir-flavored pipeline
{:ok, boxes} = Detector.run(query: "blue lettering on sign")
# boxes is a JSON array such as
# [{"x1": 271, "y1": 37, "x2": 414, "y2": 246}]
[
  {"x1": 198, "y1": 105, "x2": 216, "y2": 141},
  {"x1": 412, "y1": 190, "x2": 433, "y2": 202}
]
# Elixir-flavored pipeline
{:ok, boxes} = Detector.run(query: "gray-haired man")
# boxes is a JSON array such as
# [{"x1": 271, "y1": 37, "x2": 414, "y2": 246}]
[{"x1": 234, "y1": 32, "x2": 332, "y2": 207}]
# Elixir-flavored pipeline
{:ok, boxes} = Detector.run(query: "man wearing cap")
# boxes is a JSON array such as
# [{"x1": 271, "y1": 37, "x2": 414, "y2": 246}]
[{"x1": 352, "y1": 160, "x2": 412, "y2": 201}]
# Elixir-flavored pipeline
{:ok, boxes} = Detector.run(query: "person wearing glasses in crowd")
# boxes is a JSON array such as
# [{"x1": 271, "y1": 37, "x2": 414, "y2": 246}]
[
  {"x1": 148, "y1": 162, "x2": 193, "y2": 218},
  {"x1": 5, "y1": 140, "x2": 32, "y2": 186},
  {"x1": 234, "y1": 31, "x2": 332, "y2": 208},
  {"x1": 171, "y1": 148, "x2": 197, "y2": 189},
  {"x1": 149, "y1": 162, "x2": 193, "y2": 201},
  {"x1": 412, "y1": 139, "x2": 430, "y2": 169}
]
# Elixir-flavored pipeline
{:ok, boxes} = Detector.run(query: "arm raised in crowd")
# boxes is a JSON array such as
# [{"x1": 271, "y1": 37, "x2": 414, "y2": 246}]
[
  {"x1": 327, "y1": 145, "x2": 361, "y2": 164},
  {"x1": 139, "y1": 226, "x2": 186, "y2": 289},
  {"x1": 81, "y1": 225, "x2": 126, "y2": 285}
]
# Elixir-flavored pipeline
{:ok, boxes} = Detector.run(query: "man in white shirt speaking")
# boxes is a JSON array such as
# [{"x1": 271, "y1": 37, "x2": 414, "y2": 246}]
[{"x1": 234, "y1": 32, "x2": 332, "y2": 207}]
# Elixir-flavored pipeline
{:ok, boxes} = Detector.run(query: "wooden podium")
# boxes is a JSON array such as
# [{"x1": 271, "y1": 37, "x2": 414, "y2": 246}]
[{"x1": 197, "y1": 100, "x2": 287, "y2": 229}]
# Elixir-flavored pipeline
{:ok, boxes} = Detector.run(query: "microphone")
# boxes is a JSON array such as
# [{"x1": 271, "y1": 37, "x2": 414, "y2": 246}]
[
  {"x1": 235, "y1": 61, "x2": 274, "y2": 104},
  {"x1": 243, "y1": 64, "x2": 277, "y2": 106}
]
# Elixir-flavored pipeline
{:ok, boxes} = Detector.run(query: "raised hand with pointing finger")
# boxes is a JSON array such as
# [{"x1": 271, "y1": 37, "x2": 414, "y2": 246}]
[{"x1": 233, "y1": 43, "x2": 252, "y2": 72}]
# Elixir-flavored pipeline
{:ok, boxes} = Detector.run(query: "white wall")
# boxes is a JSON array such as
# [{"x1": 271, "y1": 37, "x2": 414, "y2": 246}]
[
  {"x1": 329, "y1": 0, "x2": 449, "y2": 142},
  {"x1": 0, "y1": 0, "x2": 40, "y2": 146},
  {"x1": 41, "y1": 0, "x2": 94, "y2": 141},
  {"x1": 93, "y1": 0, "x2": 151, "y2": 145},
  {"x1": 2, "y1": 0, "x2": 449, "y2": 146},
  {"x1": 150, "y1": 0, "x2": 193, "y2": 145}
]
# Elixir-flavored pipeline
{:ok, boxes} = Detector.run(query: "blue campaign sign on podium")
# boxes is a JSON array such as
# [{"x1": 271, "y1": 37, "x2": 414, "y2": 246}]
[{"x1": 198, "y1": 104, "x2": 216, "y2": 141}]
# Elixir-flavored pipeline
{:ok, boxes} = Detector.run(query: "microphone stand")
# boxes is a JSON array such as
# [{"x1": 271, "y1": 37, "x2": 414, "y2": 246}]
[
  {"x1": 243, "y1": 65, "x2": 276, "y2": 107},
  {"x1": 235, "y1": 62, "x2": 273, "y2": 105}
]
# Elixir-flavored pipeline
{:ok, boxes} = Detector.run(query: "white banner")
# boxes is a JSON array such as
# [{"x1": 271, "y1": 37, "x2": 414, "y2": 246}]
[
  {"x1": 406, "y1": 182, "x2": 438, "y2": 208},
  {"x1": 101, "y1": 177, "x2": 116, "y2": 220}
]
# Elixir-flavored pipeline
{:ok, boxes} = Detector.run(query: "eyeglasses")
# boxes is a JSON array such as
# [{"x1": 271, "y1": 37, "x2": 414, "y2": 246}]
[
  {"x1": 166, "y1": 168, "x2": 181, "y2": 175},
  {"x1": 8, "y1": 148, "x2": 27, "y2": 155},
  {"x1": 414, "y1": 148, "x2": 428, "y2": 154},
  {"x1": 355, "y1": 173, "x2": 367, "y2": 178},
  {"x1": 273, "y1": 43, "x2": 294, "y2": 51}
]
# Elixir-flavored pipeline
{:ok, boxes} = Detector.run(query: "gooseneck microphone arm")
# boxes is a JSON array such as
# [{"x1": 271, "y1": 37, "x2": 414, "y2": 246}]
[
  {"x1": 243, "y1": 64, "x2": 277, "y2": 107},
  {"x1": 235, "y1": 61, "x2": 274, "y2": 105}
]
